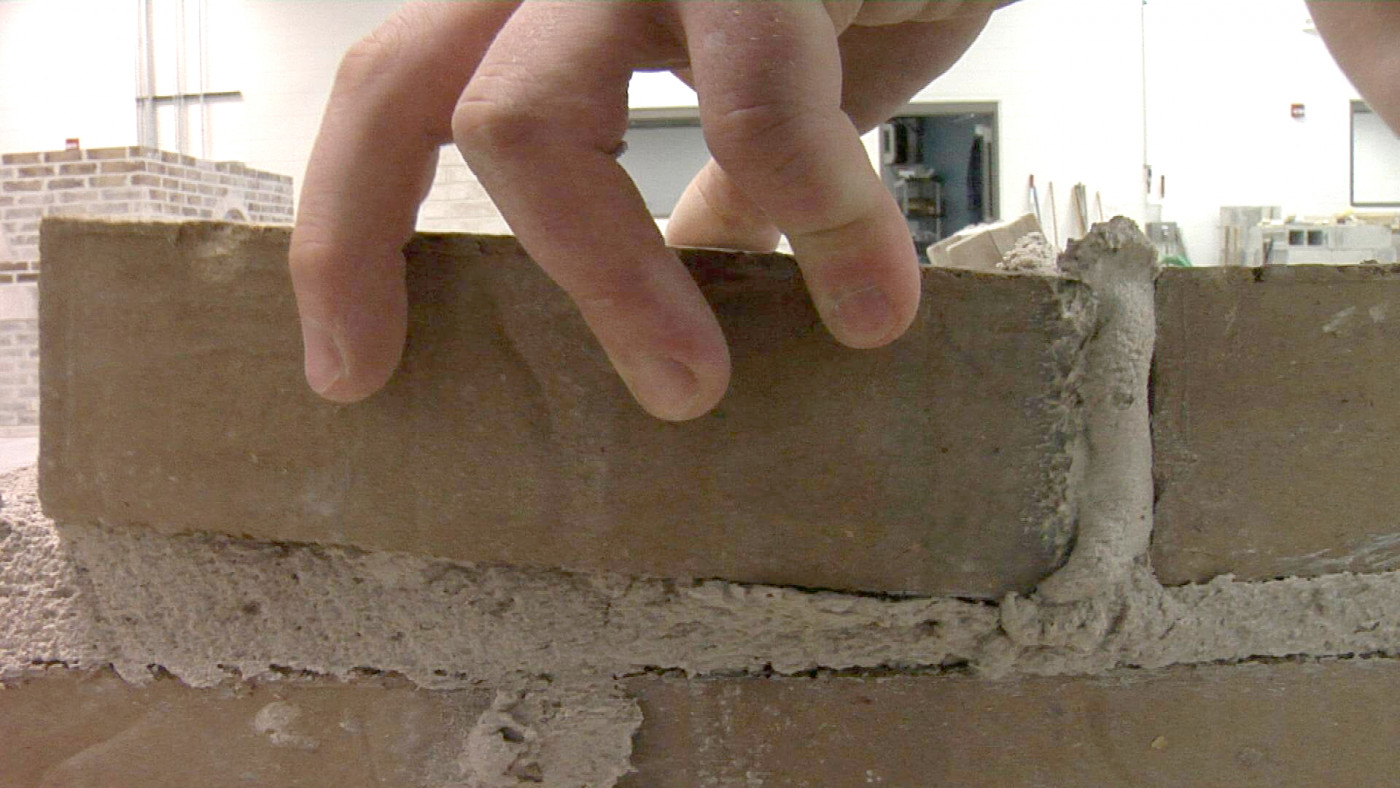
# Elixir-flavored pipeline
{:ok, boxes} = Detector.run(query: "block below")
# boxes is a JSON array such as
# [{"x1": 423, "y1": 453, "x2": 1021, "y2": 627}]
[{"x1": 4, "y1": 661, "x2": 1397, "y2": 787}]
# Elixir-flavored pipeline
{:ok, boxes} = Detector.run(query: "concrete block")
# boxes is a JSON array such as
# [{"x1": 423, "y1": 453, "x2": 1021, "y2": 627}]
[
  {"x1": 1152, "y1": 265, "x2": 1400, "y2": 584},
  {"x1": 39, "y1": 219, "x2": 1091, "y2": 598},
  {"x1": 0, "y1": 669, "x2": 494, "y2": 787},
  {"x1": 623, "y1": 660, "x2": 1400, "y2": 787},
  {"x1": 9, "y1": 661, "x2": 1399, "y2": 787}
]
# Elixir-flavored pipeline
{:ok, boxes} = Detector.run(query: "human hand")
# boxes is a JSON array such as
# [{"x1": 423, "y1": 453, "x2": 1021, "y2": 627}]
[
  {"x1": 1308, "y1": 1, "x2": 1400, "y2": 134},
  {"x1": 289, "y1": 1, "x2": 1000, "y2": 420}
]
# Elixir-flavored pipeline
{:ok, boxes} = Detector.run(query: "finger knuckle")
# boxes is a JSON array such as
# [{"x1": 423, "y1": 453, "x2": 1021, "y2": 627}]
[
  {"x1": 335, "y1": 3, "x2": 447, "y2": 95},
  {"x1": 452, "y1": 90, "x2": 544, "y2": 158},
  {"x1": 703, "y1": 100, "x2": 806, "y2": 164},
  {"x1": 287, "y1": 232, "x2": 339, "y2": 281},
  {"x1": 336, "y1": 33, "x2": 402, "y2": 95}
]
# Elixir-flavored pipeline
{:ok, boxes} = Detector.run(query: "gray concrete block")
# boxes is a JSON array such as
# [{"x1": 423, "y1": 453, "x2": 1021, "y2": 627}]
[
  {"x1": 1152, "y1": 265, "x2": 1400, "y2": 585},
  {"x1": 624, "y1": 660, "x2": 1400, "y2": 787},
  {"x1": 39, "y1": 219, "x2": 1092, "y2": 598},
  {"x1": 0, "y1": 669, "x2": 495, "y2": 787}
]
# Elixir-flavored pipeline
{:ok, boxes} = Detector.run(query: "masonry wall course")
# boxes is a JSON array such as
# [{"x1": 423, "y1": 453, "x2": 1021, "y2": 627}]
[
  {"x1": 0, "y1": 146, "x2": 292, "y2": 265},
  {"x1": 18, "y1": 216, "x2": 1400, "y2": 783}
]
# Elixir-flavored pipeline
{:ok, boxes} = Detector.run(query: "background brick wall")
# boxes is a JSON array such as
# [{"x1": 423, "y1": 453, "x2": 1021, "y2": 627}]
[
  {"x1": 0, "y1": 146, "x2": 293, "y2": 432},
  {"x1": 0, "y1": 319, "x2": 36, "y2": 428},
  {"x1": 417, "y1": 145, "x2": 508, "y2": 235},
  {"x1": 0, "y1": 146, "x2": 293, "y2": 267}
]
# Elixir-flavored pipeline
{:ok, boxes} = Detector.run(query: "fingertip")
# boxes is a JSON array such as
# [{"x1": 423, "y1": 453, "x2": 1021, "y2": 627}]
[
  {"x1": 795, "y1": 215, "x2": 922, "y2": 351},
  {"x1": 665, "y1": 160, "x2": 783, "y2": 253},
  {"x1": 824, "y1": 284, "x2": 900, "y2": 349},
  {"x1": 300, "y1": 316, "x2": 405, "y2": 404},
  {"x1": 617, "y1": 352, "x2": 730, "y2": 422},
  {"x1": 290, "y1": 246, "x2": 409, "y2": 405},
  {"x1": 302, "y1": 320, "x2": 347, "y2": 397}
]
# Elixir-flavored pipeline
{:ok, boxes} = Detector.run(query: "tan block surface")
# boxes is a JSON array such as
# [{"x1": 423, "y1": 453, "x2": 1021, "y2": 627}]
[
  {"x1": 39, "y1": 219, "x2": 1086, "y2": 598},
  {"x1": 1, "y1": 669, "x2": 489, "y2": 787},
  {"x1": 1152, "y1": 265, "x2": 1400, "y2": 585},
  {"x1": 623, "y1": 660, "x2": 1400, "y2": 787}
]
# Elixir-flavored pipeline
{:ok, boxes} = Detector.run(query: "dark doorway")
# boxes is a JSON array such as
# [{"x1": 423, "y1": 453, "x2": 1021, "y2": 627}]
[{"x1": 880, "y1": 108, "x2": 998, "y2": 261}]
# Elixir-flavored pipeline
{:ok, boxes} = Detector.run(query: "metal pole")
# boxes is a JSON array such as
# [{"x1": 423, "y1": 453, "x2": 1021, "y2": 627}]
[
  {"x1": 175, "y1": 0, "x2": 188, "y2": 155},
  {"x1": 199, "y1": 0, "x2": 210, "y2": 159}
]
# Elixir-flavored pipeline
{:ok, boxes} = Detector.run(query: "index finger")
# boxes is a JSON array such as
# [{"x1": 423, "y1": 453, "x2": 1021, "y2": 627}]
[{"x1": 289, "y1": 2, "x2": 518, "y2": 402}]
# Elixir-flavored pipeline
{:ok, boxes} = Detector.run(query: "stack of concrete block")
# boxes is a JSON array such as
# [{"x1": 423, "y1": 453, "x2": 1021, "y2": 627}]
[
  {"x1": 4, "y1": 218, "x2": 1400, "y2": 785},
  {"x1": 1262, "y1": 221, "x2": 1397, "y2": 265},
  {"x1": 1219, "y1": 205, "x2": 1282, "y2": 267}
]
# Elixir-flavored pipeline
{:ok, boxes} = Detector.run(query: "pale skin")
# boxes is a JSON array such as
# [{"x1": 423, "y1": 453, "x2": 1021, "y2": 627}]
[{"x1": 289, "y1": 0, "x2": 1397, "y2": 421}]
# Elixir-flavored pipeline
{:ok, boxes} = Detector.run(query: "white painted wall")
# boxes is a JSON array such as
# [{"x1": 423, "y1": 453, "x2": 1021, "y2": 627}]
[
  {"x1": 1142, "y1": 0, "x2": 1362, "y2": 265},
  {"x1": 0, "y1": 0, "x2": 392, "y2": 190},
  {"x1": 0, "y1": 0, "x2": 1379, "y2": 264},
  {"x1": 0, "y1": 0, "x2": 137, "y2": 152},
  {"x1": 225, "y1": 1, "x2": 401, "y2": 183}
]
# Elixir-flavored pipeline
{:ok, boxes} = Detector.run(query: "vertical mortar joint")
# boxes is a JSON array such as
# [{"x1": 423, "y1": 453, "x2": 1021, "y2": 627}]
[{"x1": 1036, "y1": 218, "x2": 1159, "y2": 606}]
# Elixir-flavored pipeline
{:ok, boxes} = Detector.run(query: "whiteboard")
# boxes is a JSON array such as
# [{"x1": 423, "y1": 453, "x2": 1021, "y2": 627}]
[{"x1": 1353, "y1": 103, "x2": 1400, "y2": 206}]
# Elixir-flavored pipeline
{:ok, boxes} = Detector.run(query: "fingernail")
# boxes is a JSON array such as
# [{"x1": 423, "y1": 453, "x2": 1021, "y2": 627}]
[
  {"x1": 303, "y1": 323, "x2": 345, "y2": 396},
  {"x1": 627, "y1": 356, "x2": 702, "y2": 421},
  {"x1": 829, "y1": 285, "x2": 895, "y2": 348}
]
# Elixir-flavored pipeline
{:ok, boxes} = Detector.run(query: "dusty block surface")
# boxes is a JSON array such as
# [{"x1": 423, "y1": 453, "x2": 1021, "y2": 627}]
[
  {"x1": 39, "y1": 220, "x2": 1088, "y2": 598},
  {"x1": 623, "y1": 660, "x2": 1400, "y2": 787},
  {"x1": 1153, "y1": 265, "x2": 1400, "y2": 585},
  {"x1": 0, "y1": 670, "x2": 491, "y2": 787},
  {"x1": 9, "y1": 661, "x2": 1399, "y2": 787}
]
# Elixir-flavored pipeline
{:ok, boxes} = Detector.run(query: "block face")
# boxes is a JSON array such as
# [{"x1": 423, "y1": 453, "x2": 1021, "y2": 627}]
[
  {"x1": 0, "y1": 670, "x2": 489, "y2": 787},
  {"x1": 623, "y1": 661, "x2": 1400, "y2": 787},
  {"x1": 1152, "y1": 266, "x2": 1400, "y2": 585},
  {"x1": 40, "y1": 220, "x2": 1083, "y2": 597}
]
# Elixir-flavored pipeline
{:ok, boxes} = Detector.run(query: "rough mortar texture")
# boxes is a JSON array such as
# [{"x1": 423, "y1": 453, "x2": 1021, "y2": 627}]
[
  {"x1": 998, "y1": 230, "x2": 1059, "y2": 273},
  {"x1": 7, "y1": 462, "x2": 1400, "y2": 691},
  {"x1": 1037, "y1": 218, "x2": 1157, "y2": 603}
]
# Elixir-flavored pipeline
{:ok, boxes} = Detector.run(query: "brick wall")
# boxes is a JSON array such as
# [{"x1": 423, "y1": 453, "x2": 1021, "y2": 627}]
[
  {"x1": 417, "y1": 145, "x2": 509, "y2": 235},
  {"x1": 0, "y1": 146, "x2": 294, "y2": 267},
  {"x1": 0, "y1": 319, "x2": 36, "y2": 428}
]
